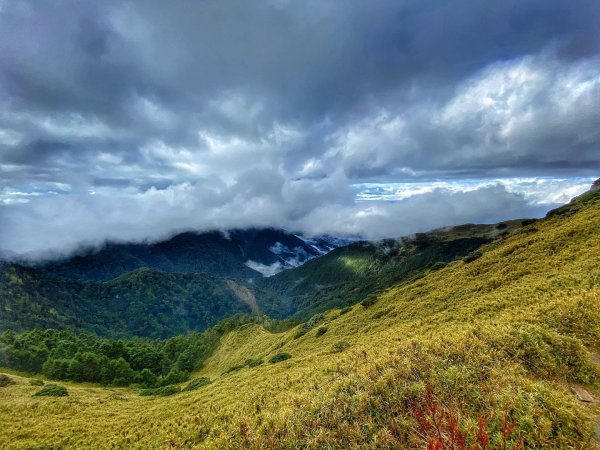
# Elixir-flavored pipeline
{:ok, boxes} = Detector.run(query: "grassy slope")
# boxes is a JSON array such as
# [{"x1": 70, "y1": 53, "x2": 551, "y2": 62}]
[
  {"x1": 258, "y1": 220, "x2": 525, "y2": 318},
  {"x1": 0, "y1": 194, "x2": 599, "y2": 448}
]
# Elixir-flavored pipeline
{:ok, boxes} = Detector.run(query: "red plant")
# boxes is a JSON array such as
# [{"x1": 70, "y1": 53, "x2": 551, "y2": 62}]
[{"x1": 411, "y1": 386, "x2": 523, "y2": 450}]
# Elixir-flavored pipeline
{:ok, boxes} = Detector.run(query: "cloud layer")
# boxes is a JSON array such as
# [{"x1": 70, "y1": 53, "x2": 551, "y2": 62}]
[{"x1": 1, "y1": 0, "x2": 599, "y2": 257}]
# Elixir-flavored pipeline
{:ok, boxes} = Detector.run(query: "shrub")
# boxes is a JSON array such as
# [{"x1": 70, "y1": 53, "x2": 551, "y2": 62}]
[
  {"x1": 223, "y1": 364, "x2": 246, "y2": 375},
  {"x1": 305, "y1": 313, "x2": 324, "y2": 329},
  {"x1": 33, "y1": 384, "x2": 68, "y2": 397},
  {"x1": 331, "y1": 341, "x2": 350, "y2": 353},
  {"x1": 139, "y1": 384, "x2": 179, "y2": 397},
  {"x1": 294, "y1": 313, "x2": 325, "y2": 339},
  {"x1": 361, "y1": 295, "x2": 377, "y2": 308},
  {"x1": 29, "y1": 378, "x2": 44, "y2": 386},
  {"x1": 339, "y1": 306, "x2": 352, "y2": 315},
  {"x1": 316, "y1": 326, "x2": 328, "y2": 337},
  {"x1": 246, "y1": 358, "x2": 264, "y2": 367},
  {"x1": 293, "y1": 329, "x2": 308, "y2": 339},
  {"x1": 462, "y1": 250, "x2": 482, "y2": 263},
  {"x1": 183, "y1": 377, "x2": 212, "y2": 391},
  {"x1": 269, "y1": 352, "x2": 292, "y2": 364},
  {"x1": 372, "y1": 308, "x2": 393, "y2": 320},
  {"x1": 429, "y1": 261, "x2": 447, "y2": 271},
  {"x1": 0, "y1": 374, "x2": 15, "y2": 387}
]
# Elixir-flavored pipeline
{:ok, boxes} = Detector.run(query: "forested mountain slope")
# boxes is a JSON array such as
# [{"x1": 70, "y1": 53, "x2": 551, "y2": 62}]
[
  {"x1": 0, "y1": 186, "x2": 598, "y2": 449},
  {"x1": 0, "y1": 265, "x2": 264, "y2": 337},
  {"x1": 29, "y1": 228, "x2": 329, "y2": 282}
]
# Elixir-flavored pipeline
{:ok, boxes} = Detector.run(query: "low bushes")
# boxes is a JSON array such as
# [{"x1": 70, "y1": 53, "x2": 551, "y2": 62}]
[
  {"x1": 139, "y1": 384, "x2": 179, "y2": 397},
  {"x1": 0, "y1": 374, "x2": 14, "y2": 387},
  {"x1": 294, "y1": 313, "x2": 325, "y2": 339},
  {"x1": 183, "y1": 377, "x2": 212, "y2": 391},
  {"x1": 338, "y1": 306, "x2": 353, "y2": 315},
  {"x1": 462, "y1": 250, "x2": 483, "y2": 263},
  {"x1": 246, "y1": 358, "x2": 264, "y2": 367},
  {"x1": 315, "y1": 326, "x2": 328, "y2": 337},
  {"x1": 331, "y1": 341, "x2": 350, "y2": 353},
  {"x1": 224, "y1": 358, "x2": 265, "y2": 375},
  {"x1": 269, "y1": 352, "x2": 291, "y2": 364},
  {"x1": 361, "y1": 295, "x2": 377, "y2": 308},
  {"x1": 33, "y1": 384, "x2": 68, "y2": 397}
]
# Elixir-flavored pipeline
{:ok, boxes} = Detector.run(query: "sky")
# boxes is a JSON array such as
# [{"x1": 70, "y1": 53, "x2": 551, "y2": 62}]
[{"x1": 0, "y1": 0, "x2": 599, "y2": 258}]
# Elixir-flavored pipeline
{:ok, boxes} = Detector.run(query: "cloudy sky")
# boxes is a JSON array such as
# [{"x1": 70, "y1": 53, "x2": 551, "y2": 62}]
[{"x1": 0, "y1": 0, "x2": 599, "y2": 258}]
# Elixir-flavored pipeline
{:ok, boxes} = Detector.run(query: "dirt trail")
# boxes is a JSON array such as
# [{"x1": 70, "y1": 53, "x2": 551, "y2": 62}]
[
  {"x1": 226, "y1": 280, "x2": 260, "y2": 313},
  {"x1": 583, "y1": 349, "x2": 600, "y2": 449}
]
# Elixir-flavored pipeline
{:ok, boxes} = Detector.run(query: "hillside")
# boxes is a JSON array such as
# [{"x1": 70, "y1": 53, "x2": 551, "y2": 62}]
[
  {"x1": 0, "y1": 222, "x2": 519, "y2": 336},
  {"x1": 28, "y1": 228, "x2": 332, "y2": 282},
  {"x1": 0, "y1": 265, "x2": 267, "y2": 337},
  {"x1": 0, "y1": 188, "x2": 598, "y2": 448},
  {"x1": 258, "y1": 220, "x2": 526, "y2": 318}
]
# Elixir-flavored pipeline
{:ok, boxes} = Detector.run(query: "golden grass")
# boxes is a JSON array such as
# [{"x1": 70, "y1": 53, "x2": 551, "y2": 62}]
[{"x1": 1, "y1": 198, "x2": 599, "y2": 448}]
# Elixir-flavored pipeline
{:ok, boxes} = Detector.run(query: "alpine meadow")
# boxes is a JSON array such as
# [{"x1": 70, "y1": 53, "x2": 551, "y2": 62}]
[{"x1": 1, "y1": 1, "x2": 600, "y2": 449}]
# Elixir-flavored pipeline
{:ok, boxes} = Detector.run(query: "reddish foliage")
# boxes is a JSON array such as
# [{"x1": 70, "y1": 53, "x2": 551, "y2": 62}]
[{"x1": 411, "y1": 386, "x2": 523, "y2": 450}]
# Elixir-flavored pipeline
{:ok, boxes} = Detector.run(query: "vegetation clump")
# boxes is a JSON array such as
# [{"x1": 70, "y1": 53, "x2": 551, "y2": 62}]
[
  {"x1": 361, "y1": 294, "x2": 377, "y2": 307},
  {"x1": 338, "y1": 306, "x2": 352, "y2": 315},
  {"x1": 33, "y1": 384, "x2": 68, "y2": 397},
  {"x1": 183, "y1": 377, "x2": 212, "y2": 391},
  {"x1": 246, "y1": 358, "x2": 264, "y2": 367},
  {"x1": 0, "y1": 374, "x2": 14, "y2": 387},
  {"x1": 139, "y1": 384, "x2": 179, "y2": 397},
  {"x1": 269, "y1": 352, "x2": 291, "y2": 364},
  {"x1": 315, "y1": 326, "x2": 328, "y2": 337},
  {"x1": 462, "y1": 250, "x2": 483, "y2": 263},
  {"x1": 331, "y1": 341, "x2": 350, "y2": 353},
  {"x1": 294, "y1": 313, "x2": 325, "y2": 339},
  {"x1": 29, "y1": 379, "x2": 44, "y2": 386}
]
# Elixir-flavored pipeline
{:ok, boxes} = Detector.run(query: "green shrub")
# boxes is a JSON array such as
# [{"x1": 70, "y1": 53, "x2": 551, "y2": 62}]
[
  {"x1": 339, "y1": 306, "x2": 352, "y2": 315},
  {"x1": 33, "y1": 384, "x2": 68, "y2": 397},
  {"x1": 305, "y1": 313, "x2": 324, "y2": 328},
  {"x1": 293, "y1": 329, "x2": 308, "y2": 339},
  {"x1": 0, "y1": 374, "x2": 15, "y2": 387},
  {"x1": 223, "y1": 364, "x2": 246, "y2": 375},
  {"x1": 139, "y1": 384, "x2": 179, "y2": 397},
  {"x1": 462, "y1": 250, "x2": 482, "y2": 263},
  {"x1": 372, "y1": 309, "x2": 390, "y2": 320},
  {"x1": 269, "y1": 352, "x2": 292, "y2": 364},
  {"x1": 29, "y1": 378, "x2": 44, "y2": 386},
  {"x1": 429, "y1": 261, "x2": 447, "y2": 271},
  {"x1": 331, "y1": 341, "x2": 350, "y2": 353},
  {"x1": 294, "y1": 313, "x2": 325, "y2": 339},
  {"x1": 361, "y1": 295, "x2": 377, "y2": 308},
  {"x1": 315, "y1": 326, "x2": 328, "y2": 337},
  {"x1": 246, "y1": 358, "x2": 264, "y2": 367},
  {"x1": 183, "y1": 377, "x2": 212, "y2": 391}
]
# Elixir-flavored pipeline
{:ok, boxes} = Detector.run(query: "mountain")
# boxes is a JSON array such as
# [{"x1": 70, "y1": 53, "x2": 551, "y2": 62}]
[
  {"x1": 29, "y1": 228, "x2": 333, "y2": 282},
  {"x1": 0, "y1": 182, "x2": 598, "y2": 448},
  {"x1": 0, "y1": 221, "x2": 519, "y2": 337},
  {"x1": 0, "y1": 264, "x2": 273, "y2": 338}
]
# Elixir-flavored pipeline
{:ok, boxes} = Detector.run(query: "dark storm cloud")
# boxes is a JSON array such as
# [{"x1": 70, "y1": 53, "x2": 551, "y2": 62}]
[{"x1": 0, "y1": 0, "x2": 599, "y2": 256}]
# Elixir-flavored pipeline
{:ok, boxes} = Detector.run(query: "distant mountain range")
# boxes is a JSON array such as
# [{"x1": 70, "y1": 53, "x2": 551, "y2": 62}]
[{"x1": 24, "y1": 229, "x2": 348, "y2": 282}]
